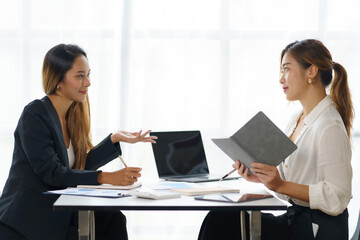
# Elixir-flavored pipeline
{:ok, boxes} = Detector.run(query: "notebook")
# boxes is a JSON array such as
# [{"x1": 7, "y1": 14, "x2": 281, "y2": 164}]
[
  {"x1": 77, "y1": 182, "x2": 142, "y2": 190},
  {"x1": 150, "y1": 131, "x2": 240, "y2": 183},
  {"x1": 130, "y1": 189, "x2": 181, "y2": 200},
  {"x1": 171, "y1": 186, "x2": 240, "y2": 196},
  {"x1": 212, "y1": 111, "x2": 297, "y2": 171}
]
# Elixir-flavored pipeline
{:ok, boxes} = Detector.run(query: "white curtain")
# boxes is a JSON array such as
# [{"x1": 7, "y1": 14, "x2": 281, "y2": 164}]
[{"x1": 0, "y1": 0, "x2": 359, "y2": 239}]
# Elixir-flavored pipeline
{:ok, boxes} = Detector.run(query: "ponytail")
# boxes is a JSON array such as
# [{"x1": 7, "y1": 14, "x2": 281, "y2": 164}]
[
  {"x1": 281, "y1": 39, "x2": 354, "y2": 139},
  {"x1": 330, "y1": 62, "x2": 354, "y2": 138}
]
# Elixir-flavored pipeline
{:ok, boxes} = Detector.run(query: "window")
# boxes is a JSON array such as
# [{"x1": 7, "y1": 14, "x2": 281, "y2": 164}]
[{"x1": 0, "y1": 1, "x2": 359, "y2": 239}]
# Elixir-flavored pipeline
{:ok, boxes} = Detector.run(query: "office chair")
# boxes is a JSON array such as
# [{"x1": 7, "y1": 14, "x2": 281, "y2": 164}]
[{"x1": 351, "y1": 210, "x2": 360, "y2": 240}]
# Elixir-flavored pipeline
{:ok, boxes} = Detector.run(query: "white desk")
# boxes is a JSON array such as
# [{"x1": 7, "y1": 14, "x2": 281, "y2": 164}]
[{"x1": 53, "y1": 182, "x2": 288, "y2": 240}]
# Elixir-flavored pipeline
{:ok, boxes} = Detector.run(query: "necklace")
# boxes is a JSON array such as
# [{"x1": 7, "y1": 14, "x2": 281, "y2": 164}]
[{"x1": 290, "y1": 113, "x2": 304, "y2": 140}]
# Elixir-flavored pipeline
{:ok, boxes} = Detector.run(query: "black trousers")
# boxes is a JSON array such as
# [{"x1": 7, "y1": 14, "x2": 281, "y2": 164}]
[
  {"x1": 0, "y1": 221, "x2": 28, "y2": 240},
  {"x1": 198, "y1": 205, "x2": 348, "y2": 240},
  {"x1": 66, "y1": 210, "x2": 128, "y2": 240}
]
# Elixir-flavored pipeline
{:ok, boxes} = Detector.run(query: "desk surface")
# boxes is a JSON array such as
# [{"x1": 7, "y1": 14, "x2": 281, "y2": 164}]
[
  {"x1": 54, "y1": 194, "x2": 288, "y2": 212},
  {"x1": 54, "y1": 179, "x2": 288, "y2": 212}
]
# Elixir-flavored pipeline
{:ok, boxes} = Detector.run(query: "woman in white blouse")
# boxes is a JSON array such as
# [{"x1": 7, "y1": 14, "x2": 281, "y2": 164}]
[{"x1": 198, "y1": 39, "x2": 353, "y2": 240}]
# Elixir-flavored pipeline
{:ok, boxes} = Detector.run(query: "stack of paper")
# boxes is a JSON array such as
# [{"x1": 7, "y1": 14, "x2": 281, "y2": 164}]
[
  {"x1": 145, "y1": 182, "x2": 193, "y2": 190},
  {"x1": 171, "y1": 186, "x2": 239, "y2": 196},
  {"x1": 77, "y1": 182, "x2": 141, "y2": 190},
  {"x1": 46, "y1": 182, "x2": 141, "y2": 198}
]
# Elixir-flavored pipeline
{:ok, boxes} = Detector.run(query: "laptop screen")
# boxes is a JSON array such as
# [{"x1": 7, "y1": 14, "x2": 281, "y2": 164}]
[{"x1": 150, "y1": 131, "x2": 209, "y2": 178}]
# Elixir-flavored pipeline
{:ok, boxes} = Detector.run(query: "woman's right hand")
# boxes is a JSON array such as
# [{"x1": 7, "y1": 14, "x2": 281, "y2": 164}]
[
  {"x1": 111, "y1": 130, "x2": 157, "y2": 144},
  {"x1": 97, "y1": 167, "x2": 142, "y2": 186},
  {"x1": 232, "y1": 160, "x2": 261, "y2": 183}
]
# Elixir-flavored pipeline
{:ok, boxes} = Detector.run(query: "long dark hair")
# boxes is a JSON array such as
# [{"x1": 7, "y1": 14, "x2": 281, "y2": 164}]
[
  {"x1": 42, "y1": 44, "x2": 93, "y2": 169},
  {"x1": 281, "y1": 39, "x2": 354, "y2": 138}
]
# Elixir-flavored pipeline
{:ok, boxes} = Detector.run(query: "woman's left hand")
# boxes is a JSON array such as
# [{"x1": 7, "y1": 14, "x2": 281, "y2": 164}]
[
  {"x1": 111, "y1": 130, "x2": 158, "y2": 144},
  {"x1": 250, "y1": 163, "x2": 284, "y2": 192}
]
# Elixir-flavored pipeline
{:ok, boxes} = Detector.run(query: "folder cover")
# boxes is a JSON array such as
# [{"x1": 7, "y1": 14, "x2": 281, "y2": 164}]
[{"x1": 212, "y1": 111, "x2": 297, "y2": 170}]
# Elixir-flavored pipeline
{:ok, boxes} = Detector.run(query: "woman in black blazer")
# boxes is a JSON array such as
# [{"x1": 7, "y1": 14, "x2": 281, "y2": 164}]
[{"x1": 0, "y1": 44, "x2": 157, "y2": 240}]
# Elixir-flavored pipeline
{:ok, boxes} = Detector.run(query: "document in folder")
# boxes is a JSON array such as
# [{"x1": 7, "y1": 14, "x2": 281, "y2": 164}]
[{"x1": 212, "y1": 111, "x2": 297, "y2": 170}]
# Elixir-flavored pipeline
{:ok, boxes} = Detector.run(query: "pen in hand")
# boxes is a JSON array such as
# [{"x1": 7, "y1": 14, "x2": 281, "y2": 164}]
[
  {"x1": 118, "y1": 155, "x2": 128, "y2": 168},
  {"x1": 219, "y1": 168, "x2": 237, "y2": 181}
]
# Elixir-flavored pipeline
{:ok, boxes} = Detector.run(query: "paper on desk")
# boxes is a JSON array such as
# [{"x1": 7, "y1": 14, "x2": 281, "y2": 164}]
[
  {"x1": 46, "y1": 188, "x2": 130, "y2": 198},
  {"x1": 145, "y1": 182, "x2": 193, "y2": 190},
  {"x1": 171, "y1": 186, "x2": 240, "y2": 196},
  {"x1": 77, "y1": 182, "x2": 141, "y2": 190}
]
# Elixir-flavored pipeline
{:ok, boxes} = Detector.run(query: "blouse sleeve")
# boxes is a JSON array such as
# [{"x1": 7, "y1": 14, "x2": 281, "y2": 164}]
[{"x1": 309, "y1": 122, "x2": 352, "y2": 216}]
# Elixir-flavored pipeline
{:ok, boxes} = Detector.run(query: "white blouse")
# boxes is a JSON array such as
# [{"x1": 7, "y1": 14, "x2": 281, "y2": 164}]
[
  {"x1": 277, "y1": 95, "x2": 352, "y2": 216},
  {"x1": 67, "y1": 141, "x2": 75, "y2": 169}
]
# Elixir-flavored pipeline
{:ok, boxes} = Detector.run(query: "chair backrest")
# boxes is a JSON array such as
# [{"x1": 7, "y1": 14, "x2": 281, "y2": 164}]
[{"x1": 351, "y1": 210, "x2": 360, "y2": 240}]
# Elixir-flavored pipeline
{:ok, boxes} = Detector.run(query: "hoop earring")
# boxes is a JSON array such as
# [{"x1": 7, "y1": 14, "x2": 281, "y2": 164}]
[{"x1": 308, "y1": 79, "x2": 312, "y2": 84}]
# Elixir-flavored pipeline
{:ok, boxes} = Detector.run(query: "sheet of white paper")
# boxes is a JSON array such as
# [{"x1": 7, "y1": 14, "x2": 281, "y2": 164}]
[
  {"x1": 77, "y1": 182, "x2": 141, "y2": 190},
  {"x1": 46, "y1": 188, "x2": 129, "y2": 198},
  {"x1": 145, "y1": 182, "x2": 194, "y2": 190}
]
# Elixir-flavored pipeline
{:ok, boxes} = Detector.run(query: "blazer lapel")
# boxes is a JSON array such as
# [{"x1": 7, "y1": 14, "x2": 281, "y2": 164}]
[{"x1": 42, "y1": 96, "x2": 69, "y2": 168}]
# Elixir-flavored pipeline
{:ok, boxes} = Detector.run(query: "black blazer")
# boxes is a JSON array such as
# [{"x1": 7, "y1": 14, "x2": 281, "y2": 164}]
[{"x1": 0, "y1": 96, "x2": 121, "y2": 240}]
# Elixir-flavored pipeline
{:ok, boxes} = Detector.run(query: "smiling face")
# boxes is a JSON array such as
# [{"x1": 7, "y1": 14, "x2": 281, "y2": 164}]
[
  {"x1": 279, "y1": 52, "x2": 309, "y2": 101},
  {"x1": 58, "y1": 55, "x2": 91, "y2": 102}
]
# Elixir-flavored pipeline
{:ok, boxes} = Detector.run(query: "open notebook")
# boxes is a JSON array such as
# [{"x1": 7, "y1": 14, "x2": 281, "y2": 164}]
[{"x1": 212, "y1": 111, "x2": 297, "y2": 170}]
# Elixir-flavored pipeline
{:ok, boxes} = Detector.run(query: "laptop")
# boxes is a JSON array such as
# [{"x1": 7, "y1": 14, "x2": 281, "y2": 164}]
[{"x1": 150, "y1": 131, "x2": 240, "y2": 183}]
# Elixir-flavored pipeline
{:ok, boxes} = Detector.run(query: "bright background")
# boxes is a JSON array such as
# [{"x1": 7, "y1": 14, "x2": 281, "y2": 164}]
[{"x1": 0, "y1": 0, "x2": 359, "y2": 239}]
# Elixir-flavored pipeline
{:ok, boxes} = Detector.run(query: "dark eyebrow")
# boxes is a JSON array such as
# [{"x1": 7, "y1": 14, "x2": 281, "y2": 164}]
[
  {"x1": 282, "y1": 62, "x2": 291, "y2": 67},
  {"x1": 76, "y1": 70, "x2": 91, "y2": 73}
]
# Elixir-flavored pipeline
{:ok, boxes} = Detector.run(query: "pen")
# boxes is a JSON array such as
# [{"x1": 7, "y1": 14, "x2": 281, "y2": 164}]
[
  {"x1": 119, "y1": 155, "x2": 128, "y2": 168},
  {"x1": 219, "y1": 168, "x2": 236, "y2": 181},
  {"x1": 118, "y1": 192, "x2": 130, "y2": 197}
]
